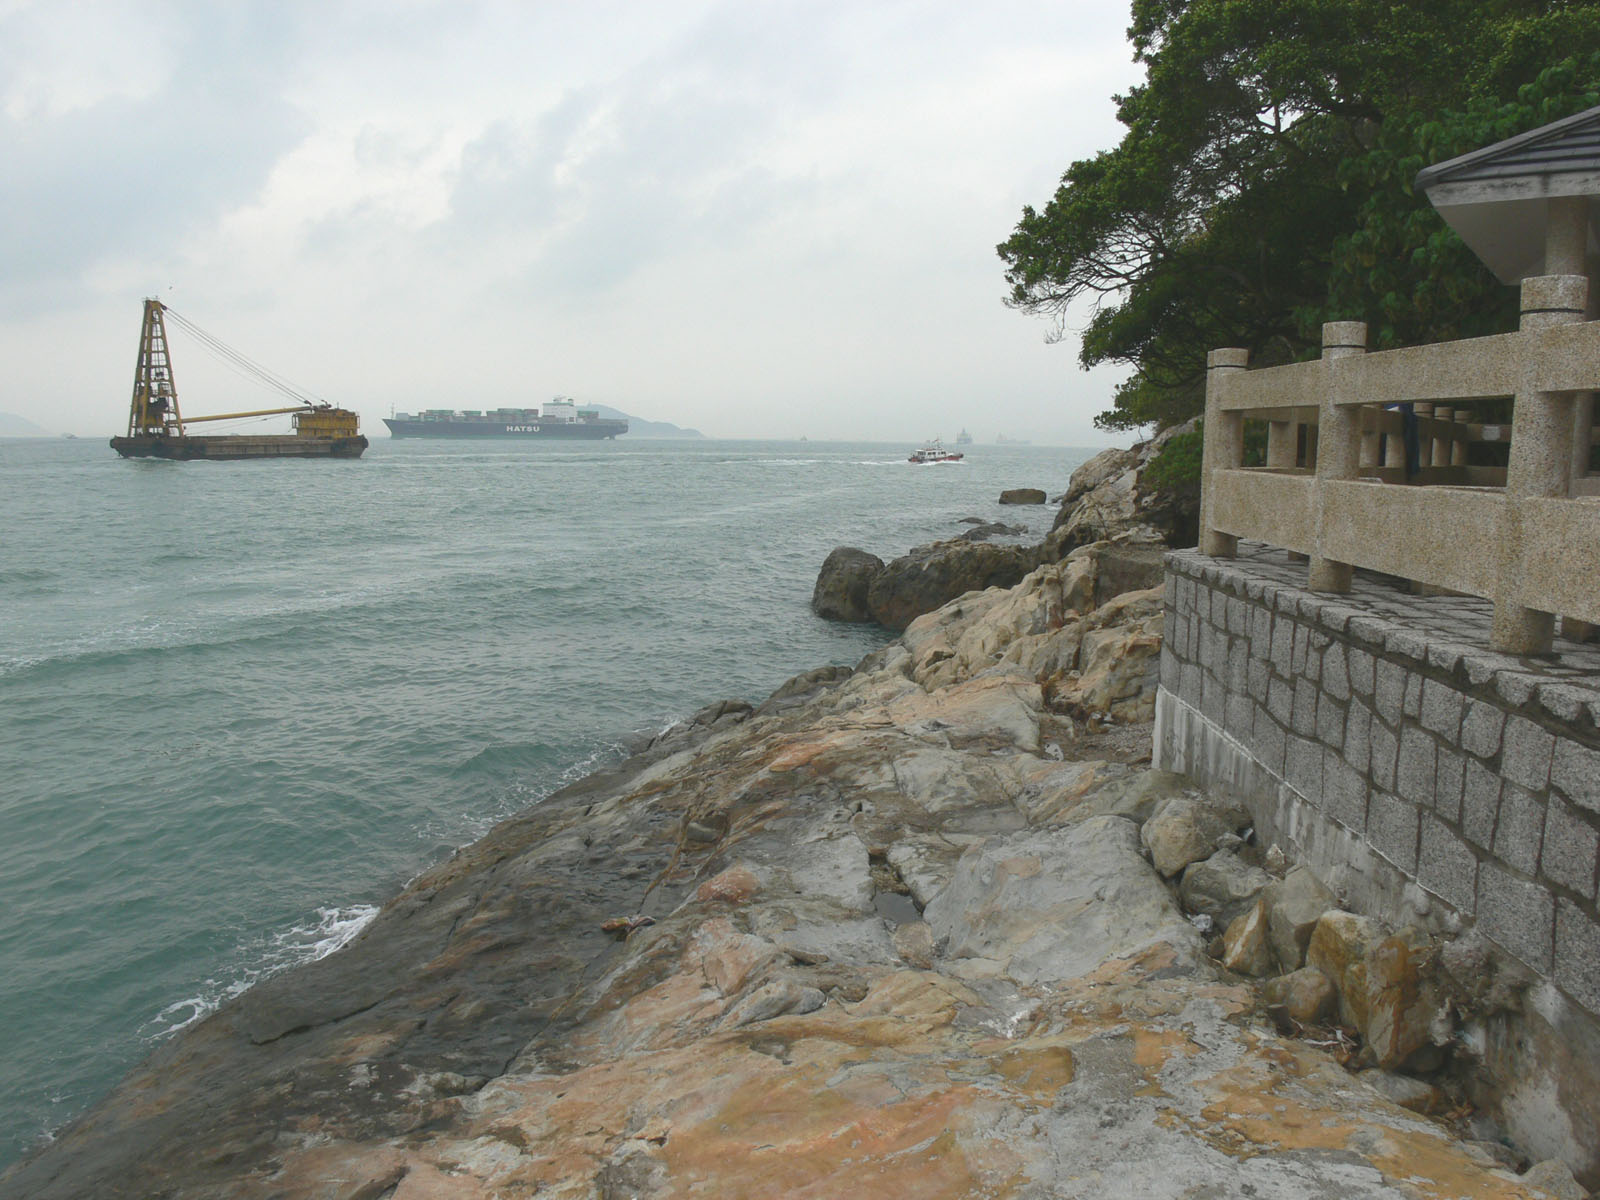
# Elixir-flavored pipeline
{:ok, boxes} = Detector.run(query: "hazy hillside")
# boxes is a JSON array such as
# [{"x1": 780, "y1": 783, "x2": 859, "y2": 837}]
[
  {"x1": 593, "y1": 407, "x2": 702, "y2": 439},
  {"x1": 0, "y1": 412, "x2": 51, "y2": 436}
]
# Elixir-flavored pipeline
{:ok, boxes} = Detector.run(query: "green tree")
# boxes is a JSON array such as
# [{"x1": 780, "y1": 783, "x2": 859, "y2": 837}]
[{"x1": 999, "y1": 1, "x2": 1600, "y2": 433}]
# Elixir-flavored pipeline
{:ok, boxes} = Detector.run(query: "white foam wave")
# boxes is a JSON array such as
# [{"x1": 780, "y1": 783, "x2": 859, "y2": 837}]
[{"x1": 139, "y1": 903, "x2": 379, "y2": 1041}]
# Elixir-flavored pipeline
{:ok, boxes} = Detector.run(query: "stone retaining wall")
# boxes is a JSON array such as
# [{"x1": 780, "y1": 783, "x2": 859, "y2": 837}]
[
  {"x1": 1154, "y1": 545, "x2": 1600, "y2": 1173},
  {"x1": 1155, "y1": 547, "x2": 1600, "y2": 1016}
]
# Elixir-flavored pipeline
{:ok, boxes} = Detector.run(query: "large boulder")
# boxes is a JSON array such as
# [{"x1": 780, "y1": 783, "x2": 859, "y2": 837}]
[
  {"x1": 1140, "y1": 792, "x2": 1251, "y2": 878},
  {"x1": 1047, "y1": 418, "x2": 1200, "y2": 555},
  {"x1": 811, "y1": 546, "x2": 884, "y2": 622},
  {"x1": 1220, "y1": 898, "x2": 1275, "y2": 977},
  {"x1": 1179, "y1": 849, "x2": 1273, "y2": 928},
  {"x1": 998, "y1": 488, "x2": 1047, "y2": 505},
  {"x1": 1263, "y1": 866, "x2": 1337, "y2": 973},
  {"x1": 865, "y1": 538, "x2": 1042, "y2": 632},
  {"x1": 959, "y1": 521, "x2": 1025, "y2": 542}
]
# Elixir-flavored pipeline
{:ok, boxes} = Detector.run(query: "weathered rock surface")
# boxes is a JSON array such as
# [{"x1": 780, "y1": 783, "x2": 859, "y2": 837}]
[
  {"x1": 3, "y1": 559, "x2": 1573, "y2": 1200},
  {"x1": 1046, "y1": 418, "x2": 1201, "y2": 555}
]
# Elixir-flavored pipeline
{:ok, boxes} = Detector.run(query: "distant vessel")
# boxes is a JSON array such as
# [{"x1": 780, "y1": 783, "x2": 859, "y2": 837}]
[
  {"x1": 955, "y1": 428, "x2": 973, "y2": 445},
  {"x1": 909, "y1": 440, "x2": 964, "y2": 464},
  {"x1": 383, "y1": 399, "x2": 626, "y2": 439},
  {"x1": 109, "y1": 299, "x2": 366, "y2": 460},
  {"x1": 995, "y1": 434, "x2": 1032, "y2": 446}
]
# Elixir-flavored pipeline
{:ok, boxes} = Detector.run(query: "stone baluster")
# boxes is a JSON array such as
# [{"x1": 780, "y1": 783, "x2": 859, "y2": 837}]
[
  {"x1": 1414, "y1": 402, "x2": 1434, "y2": 470},
  {"x1": 1452, "y1": 411, "x2": 1470, "y2": 467},
  {"x1": 1360, "y1": 407, "x2": 1381, "y2": 471},
  {"x1": 1266, "y1": 414, "x2": 1297, "y2": 470},
  {"x1": 1432, "y1": 407, "x2": 1453, "y2": 470},
  {"x1": 1200, "y1": 348, "x2": 1249, "y2": 558},
  {"x1": 1490, "y1": 274, "x2": 1586, "y2": 653},
  {"x1": 1309, "y1": 322, "x2": 1367, "y2": 592}
]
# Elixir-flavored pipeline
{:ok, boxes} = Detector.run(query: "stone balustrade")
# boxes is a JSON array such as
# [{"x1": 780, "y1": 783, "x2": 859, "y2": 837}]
[{"x1": 1198, "y1": 274, "x2": 1600, "y2": 654}]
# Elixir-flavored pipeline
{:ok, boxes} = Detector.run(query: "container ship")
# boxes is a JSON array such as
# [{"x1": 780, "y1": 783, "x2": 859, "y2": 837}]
[
  {"x1": 109, "y1": 299, "x2": 367, "y2": 460},
  {"x1": 383, "y1": 399, "x2": 627, "y2": 439}
]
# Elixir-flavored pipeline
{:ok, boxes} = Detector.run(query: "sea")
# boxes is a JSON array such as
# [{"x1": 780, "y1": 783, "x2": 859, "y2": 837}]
[{"x1": 0, "y1": 434, "x2": 1095, "y2": 1170}]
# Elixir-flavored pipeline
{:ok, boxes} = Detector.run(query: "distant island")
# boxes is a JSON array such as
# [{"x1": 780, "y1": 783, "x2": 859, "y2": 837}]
[
  {"x1": 0, "y1": 412, "x2": 52, "y2": 436},
  {"x1": 593, "y1": 406, "x2": 703, "y2": 439}
]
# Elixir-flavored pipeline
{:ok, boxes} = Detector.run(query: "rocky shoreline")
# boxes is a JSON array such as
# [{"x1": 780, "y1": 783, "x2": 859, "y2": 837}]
[{"x1": 5, "y1": 516, "x2": 1591, "y2": 1197}]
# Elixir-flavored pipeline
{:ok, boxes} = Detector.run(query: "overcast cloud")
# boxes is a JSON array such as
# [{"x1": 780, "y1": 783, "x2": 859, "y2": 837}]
[{"x1": 1, "y1": 0, "x2": 1137, "y2": 443}]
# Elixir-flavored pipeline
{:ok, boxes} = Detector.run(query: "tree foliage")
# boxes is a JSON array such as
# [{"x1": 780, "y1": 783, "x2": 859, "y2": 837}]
[{"x1": 999, "y1": 1, "x2": 1600, "y2": 432}]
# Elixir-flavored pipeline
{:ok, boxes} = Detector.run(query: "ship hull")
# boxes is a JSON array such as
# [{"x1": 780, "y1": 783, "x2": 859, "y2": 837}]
[
  {"x1": 110, "y1": 435, "x2": 368, "y2": 460},
  {"x1": 382, "y1": 418, "x2": 625, "y2": 439}
]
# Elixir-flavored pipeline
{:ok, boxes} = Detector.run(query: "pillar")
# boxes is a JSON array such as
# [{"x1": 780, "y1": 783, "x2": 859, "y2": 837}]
[
  {"x1": 1546, "y1": 196, "x2": 1597, "y2": 488},
  {"x1": 1491, "y1": 275, "x2": 1585, "y2": 653},
  {"x1": 1200, "y1": 348, "x2": 1249, "y2": 558},
  {"x1": 1309, "y1": 321, "x2": 1366, "y2": 592}
]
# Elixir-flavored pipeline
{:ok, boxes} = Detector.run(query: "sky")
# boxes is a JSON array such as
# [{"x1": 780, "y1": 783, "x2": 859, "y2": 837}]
[{"x1": 0, "y1": 0, "x2": 1141, "y2": 444}]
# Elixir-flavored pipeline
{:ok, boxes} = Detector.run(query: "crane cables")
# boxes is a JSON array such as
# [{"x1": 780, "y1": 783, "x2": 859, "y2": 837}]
[{"x1": 161, "y1": 306, "x2": 328, "y2": 409}]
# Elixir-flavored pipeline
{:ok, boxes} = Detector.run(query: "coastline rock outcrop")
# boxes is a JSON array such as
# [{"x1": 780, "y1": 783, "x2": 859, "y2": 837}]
[
  {"x1": 1045, "y1": 418, "x2": 1200, "y2": 557},
  {"x1": 5, "y1": 552, "x2": 1585, "y2": 1199},
  {"x1": 811, "y1": 537, "x2": 1045, "y2": 632},
  {"x1": 811, "y1": 427, "x2": 1191, "y2": 635},
  {"x1": 810, "y1": 546, "x2": 884, "y2": 622},
  {"x1": 997, "y1": 487, "x2": 1046, "y2": 505}
]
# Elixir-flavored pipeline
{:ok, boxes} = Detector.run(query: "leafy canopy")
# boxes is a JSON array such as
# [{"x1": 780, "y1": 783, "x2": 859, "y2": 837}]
[{"x1": 999, "y1": 1, "x2": 1600, "y2": 432}]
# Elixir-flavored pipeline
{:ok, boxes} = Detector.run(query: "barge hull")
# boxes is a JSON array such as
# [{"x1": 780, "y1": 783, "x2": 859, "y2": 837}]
[{"x1": 109, "y1": 435, "x2": 368, "y2": 460}]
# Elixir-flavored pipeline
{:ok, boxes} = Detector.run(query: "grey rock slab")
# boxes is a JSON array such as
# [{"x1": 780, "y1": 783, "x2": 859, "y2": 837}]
[
  {"x1": 924, "y1": 814, "x2": 1207, "y2": 986},
  {"x1": 885, "y1": 835, "x2": 969, "y2": 908},
  {"x1": 1064, "y1": 768, "x2": 1192, "y2": 828},
  {"x1": 772, "y1": 826, "x2": 875, "y2": 914},
  {"x1": 775, "y1": 915, "x2": 901, "y2": 968},
  {"x1": 889, "y1": 746, "x2": 1007, "y2": 813}
]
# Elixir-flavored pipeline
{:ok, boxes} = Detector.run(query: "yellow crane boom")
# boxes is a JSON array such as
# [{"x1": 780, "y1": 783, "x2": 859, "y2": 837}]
[{"x1": 177, "y1": 405, "x2": 312, "y2": 424}]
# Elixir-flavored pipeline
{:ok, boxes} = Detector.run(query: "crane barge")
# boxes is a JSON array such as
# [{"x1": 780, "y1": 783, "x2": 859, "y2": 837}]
[{"x1": 109, "y1": 299, "x2": 367, "y2": 460}]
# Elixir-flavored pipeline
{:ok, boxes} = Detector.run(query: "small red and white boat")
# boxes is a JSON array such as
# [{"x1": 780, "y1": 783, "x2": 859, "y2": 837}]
[{"x1": 908, "y1": 439, "x2": 964, "y2": 464}]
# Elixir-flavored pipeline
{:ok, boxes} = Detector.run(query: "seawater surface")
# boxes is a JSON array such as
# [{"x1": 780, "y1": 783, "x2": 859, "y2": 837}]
[{"x1": 0, "y1": 434, "x2": 1094, "y2": 1168}]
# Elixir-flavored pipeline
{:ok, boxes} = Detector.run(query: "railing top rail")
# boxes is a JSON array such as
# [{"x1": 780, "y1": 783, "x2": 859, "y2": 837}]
[
  {"x1": 1215, "y1": 320, "x2": 1600, "y2": 410},
  {"x1": 1215, "y1": 358, "x2": 1322, "y2": 413}
]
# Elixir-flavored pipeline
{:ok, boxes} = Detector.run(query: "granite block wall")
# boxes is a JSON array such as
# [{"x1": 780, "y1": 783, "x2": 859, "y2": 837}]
[{"x1": 1154, "y1": 548, "x2": 1600, "y2": 1023}]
